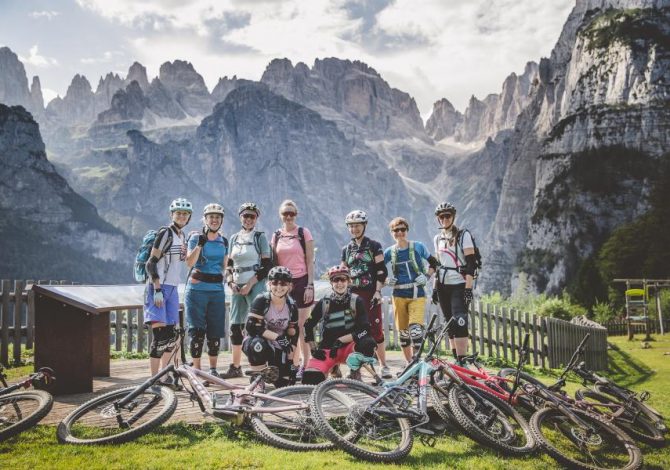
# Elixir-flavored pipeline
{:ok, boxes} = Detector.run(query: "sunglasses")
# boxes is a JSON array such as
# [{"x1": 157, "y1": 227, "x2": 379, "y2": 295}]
[
  {"x1": 242, "y1": 213, "x2": 257, "y2": 219},
  {"x1": 438, "y1": 213, "x2": 453, "y2": 220},
  {"x1": 281, "y1": 212, "x2": 296, "y2": 217},
  {"x1": 392, "y1": 227, "x2": 407, "y2": 233},
  {"x1": 331, "y1": 277, "x2": 349, "y2": 283},
  {"x1": 270, "y1": 280, "x2": 290, "y2": 286}
]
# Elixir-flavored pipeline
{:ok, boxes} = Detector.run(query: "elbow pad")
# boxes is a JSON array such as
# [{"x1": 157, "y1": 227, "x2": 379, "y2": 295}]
[
  {"x1": 146, "y1": 256, "x2": 160, "y2": 280},
  {"x1": 375, "y1": 261, "x2": 388, "y2": 284},
  {"x1": 246, "y1": 317, "x2": 266, "y2": 337},
  {"x1": 353, "y1": 326, "x2": 369, "y2": 343},
  {"x1": 464, "y1": 254, "x2": 477, "y2": 276},
  {"x1": 255, "y1": 258, "x2": 273, "y2": 281},
  {"x1": 427, "y1": 255, "x2": 440, "y2": 270}
]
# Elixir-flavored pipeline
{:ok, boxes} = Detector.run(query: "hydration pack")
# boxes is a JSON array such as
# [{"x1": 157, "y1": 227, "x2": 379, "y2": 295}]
[{"x1": 133, "y1": 227, "x2": 173, "y2": 283}]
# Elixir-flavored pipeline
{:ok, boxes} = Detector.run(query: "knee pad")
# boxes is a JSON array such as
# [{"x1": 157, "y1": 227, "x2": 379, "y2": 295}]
[
  {"x1": 409, "y1": 323, "x2": 425, "y2": 349},
  {"x1": 207, "y1": 337, "x2": 220, "y2": 357},
  {"x1": 399, "y1": 329, "x2": 411, "y2": 348},
  {"x1": 243, "y1": 336, "x2": 271, "y2": 365},
  {"x1": 230, "y1": 324, "x2": 244, "y2": 346},
  {"x1": 301, "y1": 369, "x2": 326, "y2": 385},
  {"x1": 452, "y1": 315, "x2": 469, "y2": 338},
  {"x1": 354, "y1": 336, "x2": 377, "y2": 358},
  {"x1": 189, "y1": 328, "x2": 206, "y2": 359},
  {"x1": 150, "y1": 326, "x2": 177, "y2": 359}
]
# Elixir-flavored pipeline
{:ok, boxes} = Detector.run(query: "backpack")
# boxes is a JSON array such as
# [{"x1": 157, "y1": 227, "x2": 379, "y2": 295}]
[
  {"x1": 435, "y1": 228, "x2": 482, "y2": 279},
  {"x1": 271, "y1": 227, "x2": 306, "y2": 265},
  {"x1": 319, "y1": 293, "x2": 359, "y2": 339},
  {"x1": 133, "y1": 227, "x2": 173, "y2": 283},
  {"x1": 390, "y1": 241, "x2": 425, "y2": 277},
  {"x1": 230, "y1": 231, "x2": 265, "y2": 257}
]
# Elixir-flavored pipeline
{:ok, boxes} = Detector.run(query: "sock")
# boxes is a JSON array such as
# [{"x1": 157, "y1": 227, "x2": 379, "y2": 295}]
[{"x1": 452, "y1": 348, "x2": 458, "y2": 360}]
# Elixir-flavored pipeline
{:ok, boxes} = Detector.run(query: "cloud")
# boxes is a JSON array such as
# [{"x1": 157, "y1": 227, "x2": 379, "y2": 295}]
[
  {"x1": 80, "y1": 50, "x2": 122, "y2": 64},
  {"x1": 29, "y1": 11, "x2": 60, "y2": 20},
  {"x1": 19, "y1": 45, "x2": 59, "y2": 68}
]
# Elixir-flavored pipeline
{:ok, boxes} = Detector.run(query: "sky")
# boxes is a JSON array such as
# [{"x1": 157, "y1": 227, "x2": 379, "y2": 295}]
[{"x1": 0, "y1": 0, "x2": 575, "y2": 118}]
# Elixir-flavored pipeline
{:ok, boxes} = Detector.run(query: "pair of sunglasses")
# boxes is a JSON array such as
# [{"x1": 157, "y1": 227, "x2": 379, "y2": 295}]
[
  {"x1": 331, "y1": 277, "x2": 349, "y2": 283},
  {"x1": 281, "y1": 212, "x2": 296, "y2": 217},
  {"x1": 438, "y1": 213, "x2": 453, "y2": 220},
  {"x1": 270, "y1": 280, "x2": 290, "y2": 286},
  {"x1": 242, "y1": 213, "x2": 257, "y2": 219},
  {"x1": 392, "y1": 227, "x2": 407, "y2": 233}
]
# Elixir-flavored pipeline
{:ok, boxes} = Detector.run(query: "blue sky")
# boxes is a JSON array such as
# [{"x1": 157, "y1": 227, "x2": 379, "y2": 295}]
[{"x1": 0, "y1": 0, "x2": 575, "y2": 116}]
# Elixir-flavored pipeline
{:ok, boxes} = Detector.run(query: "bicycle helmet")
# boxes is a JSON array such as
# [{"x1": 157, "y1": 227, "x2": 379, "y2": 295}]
[
  {"x1": 203, "y1": 203, "x2": 224, "y2": 217},
  {"x1": 327, "y1": 265, "x2": 351, "y2": 281},
  {"x1": 345, "y1": 210, "x2": 368, "y2": 225},
  {"x1": 435, "y1": 202, "x2": 456, "y2": 216},
  {"x1": 239, "y1": 202, "x2": 260, "y2": 216},
  {"x1": 268, "y1": 266, "x2": 293, "y2": 283},
  {"x1": 170, "y1": 198, "x2": 193, "y2": 213}
]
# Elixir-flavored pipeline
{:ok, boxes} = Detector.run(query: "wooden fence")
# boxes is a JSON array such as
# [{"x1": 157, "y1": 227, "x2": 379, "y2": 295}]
[
  {"x1": 1, "y1": 279, "x2": 608, "y2": 370},
  {"x1": 606, "y1": 318, "x2": 669, "y2": 337}
]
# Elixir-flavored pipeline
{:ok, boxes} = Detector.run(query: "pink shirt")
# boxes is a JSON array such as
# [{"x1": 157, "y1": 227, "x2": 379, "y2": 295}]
[{"x1": 272, "y1": 226, "x2": 313, "y2": 279}]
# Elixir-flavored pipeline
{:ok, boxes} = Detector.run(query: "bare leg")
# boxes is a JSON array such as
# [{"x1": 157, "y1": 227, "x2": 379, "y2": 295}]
[
  {"x1": 232, "y1": 345, "x2": 242, "y2": 367},
  {"x1": 296, "y1": 307, "x2": 312, "y2": 367},
  {"x1": 375, "y1": 341, "x2": 387, "y2": 367},
  {"x1": 453, "y1": 337, "x2": 469, "y2": 356},
  {"x1": 208, "y1": 354, "x2": 217, "y2": 369},
  {"x1": 192, "y1": 357, "x2": 201, "y2": 370},
  {"x1": 401, "y1": 345, "x2": 412, "y2": 363}
]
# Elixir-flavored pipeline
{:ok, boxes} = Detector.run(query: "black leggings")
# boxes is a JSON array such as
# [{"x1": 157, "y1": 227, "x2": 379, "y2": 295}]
[{"x1": 436, "y1": 283, "x2": 469, "y2": 338}]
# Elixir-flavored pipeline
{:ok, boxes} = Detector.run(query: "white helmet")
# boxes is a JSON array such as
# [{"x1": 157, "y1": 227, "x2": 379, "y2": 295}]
[
  {"x1": 170, "y1": 198, "x2": 192, "y2": 213},
  {"x1": 345, "y1": 210, "x2": 368, "y2": 225},
  {"x1": 203, "y1": 203, "x2": 224, "y2": 217}
]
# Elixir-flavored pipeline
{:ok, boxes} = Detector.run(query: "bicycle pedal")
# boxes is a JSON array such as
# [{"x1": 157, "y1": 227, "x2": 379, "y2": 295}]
[{"x1": 419, "y1": 434, "x2": 437, "y2": 447}]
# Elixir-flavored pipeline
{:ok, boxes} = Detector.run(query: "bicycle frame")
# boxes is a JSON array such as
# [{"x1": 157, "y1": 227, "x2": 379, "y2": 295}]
[
  {"x1": 0, "y1": 365, "x2": 54, "y2": 396},
  {"x1": 449, "y1": 362, "x2": 518, "y2": 405}
]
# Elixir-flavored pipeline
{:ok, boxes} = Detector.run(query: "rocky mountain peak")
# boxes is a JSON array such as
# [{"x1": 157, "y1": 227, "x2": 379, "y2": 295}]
[
  {"x1": 211, "y1": 75, "x2": 255, "y2": 104},
  {"x1": 30, "y1": 76, "x2": 44, "y2": 113},
  {"x1": 126, "y1": 61, "x2": 149, "y2": 90},
  {"x1": 158, "y1": 59, "x2": 212, "y2": 116},
  {"x1": 425, "y1": 98, "x2": 463, "y2": 140},
  {"x1": 0, "y1": 46, "x2": 33, "y2": 113}
]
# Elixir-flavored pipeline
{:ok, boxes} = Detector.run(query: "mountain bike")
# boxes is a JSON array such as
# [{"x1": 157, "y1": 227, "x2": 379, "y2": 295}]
[
  {"x1": 309, "y1": 314, "x2": 535, "y2": 463},
  {"x1": 0, "y1": 364, "x2": 55, "y2": 441},
  {"x1": 57, "y1": 329, "x2": 333, "y2": 450},
  {"x1": 501, "y1": 334, "x2": 642, "y2": 470}
]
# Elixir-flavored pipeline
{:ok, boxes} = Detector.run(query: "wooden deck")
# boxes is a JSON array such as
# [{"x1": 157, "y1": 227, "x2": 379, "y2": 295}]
[{"x1": 42, "y1": 351, "x2": 408, "y2": 425}]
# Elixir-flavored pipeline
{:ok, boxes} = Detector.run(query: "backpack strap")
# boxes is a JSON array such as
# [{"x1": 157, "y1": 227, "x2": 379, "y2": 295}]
[
  {"x1": 349, "y1": 293, "x2": 358, "y2": 317},
  {"x1": 298, "y1": 226, "x2": 306, "y2": 255},
  {"x1": 253, "y1": 231, "x2": 264, "y2": 256},
  {"x1": 408, "y1": 241, "x2": 424, "y2": 275},
  {"x1": 391, "y1": 245, "x2": 398, "y2": 276}
]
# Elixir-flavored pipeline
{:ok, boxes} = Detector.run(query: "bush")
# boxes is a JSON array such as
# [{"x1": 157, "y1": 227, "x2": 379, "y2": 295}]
[{"x1": 593, "y1": 301, "x2": 617, "y2": 324}]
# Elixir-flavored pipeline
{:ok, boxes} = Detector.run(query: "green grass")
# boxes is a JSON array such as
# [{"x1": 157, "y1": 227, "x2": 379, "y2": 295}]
[{"x1": 2, "y1": 335, "x2": 669, "y2": 469}]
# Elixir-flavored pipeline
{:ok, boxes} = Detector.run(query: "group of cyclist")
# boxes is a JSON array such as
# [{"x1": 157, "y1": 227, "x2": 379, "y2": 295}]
[{"x1": 143, "y1": 197, "x2": 477, "y2": 388}]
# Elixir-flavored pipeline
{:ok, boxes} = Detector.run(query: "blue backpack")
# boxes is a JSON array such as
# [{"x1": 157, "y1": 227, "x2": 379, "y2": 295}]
[{"x1": 133, "y1": 227, "x2": 173, "y2": 283}]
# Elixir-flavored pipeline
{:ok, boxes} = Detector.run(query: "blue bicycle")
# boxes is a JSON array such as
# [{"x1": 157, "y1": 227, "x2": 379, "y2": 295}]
[{"x1": 308, "y1": 314, "x2": 535, "y2": 462}]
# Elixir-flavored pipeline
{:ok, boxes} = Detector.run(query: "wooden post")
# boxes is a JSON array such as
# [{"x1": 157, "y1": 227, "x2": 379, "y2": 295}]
[
  {"x1": 486, "y1": 303, "x2": 493, "y2": 357},
  {"x1": 127, "y1": 309, "x2": 134, "y2": 353},
  {"x1": 115, "y1": 311, "x2": 123, "y2": 351},
  {"x1": 540, "y1": 316, "x2": 546, "y2": 369},
  {"x1": 656, "y1": 286, "x2": 665, "y2": 335},
  {"x1": 1, "y1": 280, "x2": 10, "y2": 365},
  {"x1": 26, "y1": 280, "x2": 35, "y2": 350},
  {"x1": 510, "y1": 309, "x2": 517, "y2": 362},
  {"x1": 531, "y1": 314, "x2": 539, "y2": 367},
  {"x1": 13, "y1": 280, "x2": 25, "y2": 364},
  {"x1": 502, "y1": 307, "x2": 509, "y2": 362},
  {"x1": 470, "y1": 301, "x2": 477, "y2": 353},
  {"x1": 494, "y1": 304, "x2": 500, "y2": 358},
  {"x1": 477, "y1": 303, "x2": 484, "y2": 354}
]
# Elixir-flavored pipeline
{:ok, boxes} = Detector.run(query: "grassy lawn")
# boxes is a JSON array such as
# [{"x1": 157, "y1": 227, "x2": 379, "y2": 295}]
[{"x1": 2, "y1": 335, "x2": 669, "y2": 469}]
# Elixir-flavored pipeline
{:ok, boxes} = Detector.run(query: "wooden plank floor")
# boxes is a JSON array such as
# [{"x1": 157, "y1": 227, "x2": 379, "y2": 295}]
[{"x1": 43, "y1": 351, "x2": 409, "y2": 425}]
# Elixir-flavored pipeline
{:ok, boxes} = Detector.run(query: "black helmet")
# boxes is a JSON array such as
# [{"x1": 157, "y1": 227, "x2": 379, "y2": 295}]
[
  {"x1": 435, "y1": 202, "x2": 456, "y2": 216},
  {"x1": 268, "y1": 266, "x2": 292, "y2": 282}
]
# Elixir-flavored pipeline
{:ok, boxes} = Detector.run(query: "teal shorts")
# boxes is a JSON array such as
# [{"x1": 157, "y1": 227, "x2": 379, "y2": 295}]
[{"x1": 230, "y1": 281, "x2": 267, "y2": 324}]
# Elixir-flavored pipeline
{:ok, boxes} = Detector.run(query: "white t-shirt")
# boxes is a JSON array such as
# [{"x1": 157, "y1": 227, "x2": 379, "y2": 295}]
[
  {"x1": 230, "y1": 230, "x2": 270, "y2": 284},
  {"x1": 156, "y1": 227, "x2": 186, "y2": 286},
  {"x1": 435, "y1": 230, "x2": 473, "y2": 285}
]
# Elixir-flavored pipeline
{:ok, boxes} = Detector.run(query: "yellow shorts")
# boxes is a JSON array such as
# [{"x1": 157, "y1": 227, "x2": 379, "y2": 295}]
[{"x1": 392, "y1": 296, "x2": 426, "y2": 332}]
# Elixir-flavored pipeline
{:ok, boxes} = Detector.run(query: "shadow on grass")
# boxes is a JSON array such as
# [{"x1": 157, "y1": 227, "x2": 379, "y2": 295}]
[{"x1": 606, "y1": 343, "x2": 655, "y2": 388}]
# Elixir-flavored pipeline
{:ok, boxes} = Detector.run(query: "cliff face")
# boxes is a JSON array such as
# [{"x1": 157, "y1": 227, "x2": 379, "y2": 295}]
[
  {"x1": 483, "y1": 0, "x2": 670, "y2": 294},
  {"x1": 0, "y1": 104, "x2": 132, "y2": 282}
]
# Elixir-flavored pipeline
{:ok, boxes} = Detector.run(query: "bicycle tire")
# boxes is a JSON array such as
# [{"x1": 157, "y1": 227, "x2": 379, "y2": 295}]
[
  {"x1": 447, "y1": 384, "x2": 537, "y2": 455},
  {"x1": 594, "y1": 384, "x2": 667, "y2": 434},
  {"x1": 0, "y1": 390, "x2": 53, "y2": 442},
  {"x1": 249, "y1": 384, "x2": 334, "y2": 451},
  {"x1": 531, "y1": 406, "x2": 642, "y2": 470},
  {"x1": 498, "y1": 368, "x2": 547, "y2": 412},
  {"x1": 309, "y1": 378, "x2": 413, "y2": 463},
  {"x1": 428, "y1": 380, "x2": 458, "y2": 425},
  {"x1": 57, "y1": 385, "x2": 177, "y2": 445},
  {"x1": 576, "y1": 389, "x2": 665, "y2": 447}
]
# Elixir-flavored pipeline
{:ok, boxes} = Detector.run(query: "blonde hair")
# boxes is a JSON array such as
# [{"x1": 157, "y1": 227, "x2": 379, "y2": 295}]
[
  {"x1": 388, "y1": 217, "x2": 409, "y2": 231},
  {"x1": 279, "y1": 199, "x2": 299, "y2": 215}
]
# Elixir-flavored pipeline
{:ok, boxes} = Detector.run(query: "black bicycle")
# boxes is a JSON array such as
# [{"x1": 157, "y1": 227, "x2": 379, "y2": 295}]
[{"x1": 0, "y1": 364, "x2": 55, "y2": 441}]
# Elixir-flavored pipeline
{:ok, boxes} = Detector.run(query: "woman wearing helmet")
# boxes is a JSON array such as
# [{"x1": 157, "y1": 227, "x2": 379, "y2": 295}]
[
  {"x1": 221, "y1": 202, "x2": 272, "y2": 379},
  {"x1": 270, "y1": 200, "x2": 315, "y2": 380},
  {"x1": 242, "y1": 266, "x2": 299, "y2": 387},
  {"x1": 384, "y1": 217, "x2": 439, "y2": 364},
  {"x1": 144, "y1": 197, "x2": 192, "y2": 377},
  {"x1": 341, "y1": 210, "x2": 391, "y2": 378},
  {"x1": 301, "y1": 266, "x2": 376, "y2": 384},
  {"x1": 433, "y1": 202, "x2": 476, "y2": 364},
  {"x1": 184, "y1": 203, "x2": 229, "y2": 379}
]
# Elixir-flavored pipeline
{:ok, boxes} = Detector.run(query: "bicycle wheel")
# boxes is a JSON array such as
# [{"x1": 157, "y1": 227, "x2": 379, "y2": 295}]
[
  {"x1": 576, "y1": 389, "x2": 665, "y2": 447},
  {"x1": 498, "y1": 368, "x2": 547, "y2": 412},
  {"x1": 250, "y1": 384, "x2": 334, "y2": 451},
  {"x1": 428, "y1": 380, "x2": 457, "y2": 425},
  {"x1": 309, "y1": 378, "x2": 413, "y2": 463},
  {"x1": 448, "y1": 384, "x2": 537, "y2": 455},
  {"x1": 57, "y1": 385, "x2": 177, "y2": 444},
  {"x1": 531, "y1": 406, "x2": 642, "y2": 470},
  {"x1": 0, "y1": 390, "x2": 53, "y2": 442},
  {"x1": 595, "y1": 384, "x2": 667, "y2": 435}
]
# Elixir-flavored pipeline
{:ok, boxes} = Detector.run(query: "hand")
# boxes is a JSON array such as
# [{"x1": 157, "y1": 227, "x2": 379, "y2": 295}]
[
  {"x1": 304, "y1": 284, "x2": 314, "y2": 303},
  {"x1": 329, "y1": 340, "x2": 344, "y2": 359},
  {"x1": 463, "y1": 287, "x2": 473, "y2": 309},
  {"x1": 372, "y1": 290, "x2": 382, "y2": 305},
  {"x1": 431, "y1": 289, "x2": 439, "y2": 305},
  {"x1": 238, "y1": 283, "x2": 251, "y2": 296},
  {"x1": 276, "y1": 334, "x2": 294, "y2": 354},
  {"x1": 197, "y1": 233, "x2": 207, "y2": 247},
  {"x1": 415, "y1": 273, "x2": 428, "y2": 286},
  {"x1": 228, "y1": 282, "x2": 240, "y2": 294},
  {"x1": 311, "y1": 348, "x2": 326, "y2": 361},
  {"x1": 387, "y1": 277, "x2": 397, "y2": 287},
  {"x1": 153, "y1": 288, "x2": 164, "y2": 307}
]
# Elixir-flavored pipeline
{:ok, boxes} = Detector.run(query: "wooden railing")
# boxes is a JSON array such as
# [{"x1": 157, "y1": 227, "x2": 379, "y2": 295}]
[
  {"x1": 1, "y1": 279, "x2": 609, "y2": 370},
  {"x1": 606, "y1": 318, "x2": 669, "y2": 337}
]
